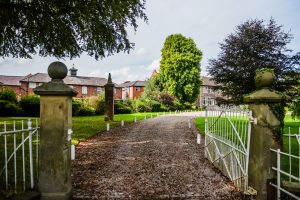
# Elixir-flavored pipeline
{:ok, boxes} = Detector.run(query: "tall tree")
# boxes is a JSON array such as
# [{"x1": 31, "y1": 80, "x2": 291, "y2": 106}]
[
  {"x1": 0, "y1": 0, "x2": 147, "y2": 59},
  {"x1": 208, "y1": 19, "x2": 300, "y2": 104},
  {"x1": 158, "y1": 34, "x2": 202, "y2": 103}
]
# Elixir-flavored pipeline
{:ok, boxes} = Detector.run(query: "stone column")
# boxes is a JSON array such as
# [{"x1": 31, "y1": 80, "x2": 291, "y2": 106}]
[
  {"x1": 34, "y1": 62, "x2": 77, "y2": 200},
  {"x1": 105, "y1": 73, "x2": 114, "y2": 121},
  {"x1": 244, "y1": 69, "x2": 283, "y2": 200}
]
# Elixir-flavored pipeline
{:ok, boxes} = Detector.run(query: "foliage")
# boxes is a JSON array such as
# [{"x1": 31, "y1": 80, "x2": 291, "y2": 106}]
[
  {"x1": 0, "y1": 89, "x2": 22, "y2": 116},
  {"x1": 208, "y1": 18, "x2": 300, "y2": 104},
  {"x1": 0, "y1": 100, "x2": 23, "y2": 116},
  {"x1": 291, "y1": 99, "x2": 300, "y2": 119},
  {"x1": 158, "y1": 92, "x2": 175, "y2": 107},
  {"x1": 114, "y1": 101, "x2": 132, "y2": 114},
  {"x1": 288, "y1": 74, "x2": 300, "y2": 119},
  {"x1": 134, "y1": 99, "x2": 152, "y2": 112},
  {"x1": 158, "y1": 34, "x2": 202, "y2": 103},
  {"x1": 0, "y1": 0, "x2": 147, "y2": 59},
  {"x1": 87, "y1": 92, "x2": 105, "y2": 114},
  {"x1": 72, "y1": 99, "x2": 96, "y2": 116},
  {"x1": 142, "y1": 78, "x2": 160, "y2": 101},
  {"x1": 19, "y1": 95, "x2": 40, "y2": 117},
  {"x1": 0, "y1": 89, "x2": 18, "y2": 103},
  {"x1": 269, "y1": 103, "x2": 285, "y2": 141}
]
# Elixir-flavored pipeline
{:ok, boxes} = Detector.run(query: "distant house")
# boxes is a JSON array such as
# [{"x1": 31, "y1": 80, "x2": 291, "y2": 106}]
[
  {"x1": 197, "y1": 76, "x2": 225, "y2": 107},
  {"x1": 0, "y1": 75, "x2": 27, "y2": 98},
  {"x1": 119, "y1": 81, "x2": 147, "y2": 100},
  {"x1": 150, "y1": 70, "x2": 158, "y2": 79},
  {"x1": 0, "y1": 67, "x2": 122, "y2": 99}
]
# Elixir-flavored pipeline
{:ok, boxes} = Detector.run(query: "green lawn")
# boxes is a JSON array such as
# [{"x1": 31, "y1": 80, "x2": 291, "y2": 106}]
[{"x1": 72, "y1": 112, "x2": 162, "y2": 144}]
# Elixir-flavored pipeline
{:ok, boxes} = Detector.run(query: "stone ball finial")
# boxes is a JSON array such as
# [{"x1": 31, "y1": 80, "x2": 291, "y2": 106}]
[
  {"x1": 48, "y1": 61, "x2": 68, "y2": 80},
  {"x1": 254, "y1": 69, "x2": 275, "y2": 88}
]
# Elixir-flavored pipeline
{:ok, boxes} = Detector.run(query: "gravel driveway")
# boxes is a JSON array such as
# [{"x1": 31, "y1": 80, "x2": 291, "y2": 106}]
[{"x1": 72, "y1": 115, "x2": 243, "y2": 199}]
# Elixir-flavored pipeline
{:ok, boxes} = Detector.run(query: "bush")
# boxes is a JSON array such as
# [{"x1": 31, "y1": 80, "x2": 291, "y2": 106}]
[
  {"x1": 114, "y1": 101, "x2": 132, "y2": 114},
  {"x1": 19, "y1": 95, "x2": 40, "y2": 117},
  {"x1": 158, "y1": 92, "x2": 175, "y2": 107},
  {"x1": 72, "y1": 99, "x2": 96, "y2": 116},
  {"x1": 0, "y1": 89, "x2": 18, "y2": 103},
  {"x1": 0, "y1": 100, "x2": 23, "y2": 116},
  {"x1": 134, "y1": 99, "x2": 151, "y2": 112},
  {"x1": 78, "y1": 105, "x2": 96, "y2": 116}
]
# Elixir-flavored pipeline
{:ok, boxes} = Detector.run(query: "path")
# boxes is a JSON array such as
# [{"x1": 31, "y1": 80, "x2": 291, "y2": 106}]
[{"x1": 72, "y1": 114, "x2": 243, "y2": 199}]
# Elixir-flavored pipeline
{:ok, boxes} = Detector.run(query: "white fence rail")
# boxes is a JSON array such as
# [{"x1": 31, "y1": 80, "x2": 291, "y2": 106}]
[
  {"x1": 204, "y1": 106, "x2": 253, "y2": 193},
  {"x1": 0, "y1": 119, "x2": 39, "y2": 193},
  {"x1": 270, "y1": 129, "x2": 300, "y2": 200}
]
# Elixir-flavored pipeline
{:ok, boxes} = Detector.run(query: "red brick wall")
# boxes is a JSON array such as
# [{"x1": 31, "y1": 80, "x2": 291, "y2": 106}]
[
  {"x1": 132, "y1": 86, "x2": 144, "y2": 99},
  {"x1": 115, "y1": 88, "x2": 122, "y2": 100},
  {"x1": 0, "y1": 85, "x2": 25, "y2": 99}
]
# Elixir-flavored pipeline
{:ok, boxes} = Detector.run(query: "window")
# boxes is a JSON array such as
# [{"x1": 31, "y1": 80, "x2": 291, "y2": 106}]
[
  {"x1": 82, "y1": 86, "x2": 87, "y2": 95},
  {"x1": 29, "y1": 82, "x2": 36, "y2": 88},
  {"x1": 135, "y1": 87, "x2": 141, "y2": 91},
  {"x1": 96, "y1": 87, "x2": 102, "y2": 95}
]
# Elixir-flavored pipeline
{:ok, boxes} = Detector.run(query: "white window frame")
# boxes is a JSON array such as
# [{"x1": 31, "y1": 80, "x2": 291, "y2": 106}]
[
  {"x1": 82, "y1": 86, "x2": 88, "y2": 95},
  {"x1": 29, "y1": 82, "x2": 36, "y2": 88}
]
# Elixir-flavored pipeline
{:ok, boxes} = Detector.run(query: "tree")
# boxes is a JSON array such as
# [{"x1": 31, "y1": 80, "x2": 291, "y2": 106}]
[
  {"x1": 288, "y1": 74, "x2": 300, "y2": 119},
  {"x1": 158, "y1": 34, "x2": 202, "y2": 103},
  {"x1": 208, "y1": 19, "x2": 300, "y2": 104},
  {"x1": 0, "y1": 0, "x2": 147, "y2": 59}
]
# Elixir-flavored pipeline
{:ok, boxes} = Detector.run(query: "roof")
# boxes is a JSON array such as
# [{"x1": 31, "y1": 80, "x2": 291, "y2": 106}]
[
  {"x1": 20, "y1": 73, "x2": 108, "y2": 87},
  {"x1": 119, "y1": 81, "x2": 147, "y2": 87},
  {"x1": 0, "y1": 75, "x2": 26, "y2": 86},
  {"x1": 201, "y1": 76, "x2": 216, "y2": 86}
]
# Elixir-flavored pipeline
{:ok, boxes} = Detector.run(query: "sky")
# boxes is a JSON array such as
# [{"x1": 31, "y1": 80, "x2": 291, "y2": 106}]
[{"x1": 0, "y1": 0, "x2": 299, "y2": 84}]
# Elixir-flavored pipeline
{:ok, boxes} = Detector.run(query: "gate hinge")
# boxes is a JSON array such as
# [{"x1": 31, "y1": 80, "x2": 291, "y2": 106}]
[{"x1": 250, "y1": 117, "x2": 257, "y2": 125}]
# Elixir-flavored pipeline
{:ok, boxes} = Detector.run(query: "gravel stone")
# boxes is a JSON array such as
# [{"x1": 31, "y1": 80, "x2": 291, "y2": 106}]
[{"x1": 72, "y1": 115, "x2": 244, "y2": 199}]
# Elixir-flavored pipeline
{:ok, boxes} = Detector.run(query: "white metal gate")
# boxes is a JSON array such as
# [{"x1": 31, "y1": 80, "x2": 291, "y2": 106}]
[{"x1": 204, "y1": 106, "x2": 253, "y2": 193}]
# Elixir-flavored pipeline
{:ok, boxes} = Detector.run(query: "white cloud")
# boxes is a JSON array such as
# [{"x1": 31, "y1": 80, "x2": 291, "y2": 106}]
[
  {"x1": 147, "y1": 58, "x2": 160, "y2": 71},
  {"x1": 135, "y1": 48, "x2": 149, "y2": 56},
  {"x1": 16, "y1": 58, "x2": 30, "y2": 64}
]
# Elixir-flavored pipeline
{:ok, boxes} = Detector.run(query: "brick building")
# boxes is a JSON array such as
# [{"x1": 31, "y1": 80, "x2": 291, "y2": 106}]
[
  {"x1": 120, "y1": 81, "x2": 147, "y2": 99},
  {"x1": 197, "y1": 76, "x2": 225, "y2": 107},
  {"x1": 0, "y1": 75, "x2": 27, "y2": 98},
  {"x1": 0, "y1": 67, "x2": 122, "y2": 99}
]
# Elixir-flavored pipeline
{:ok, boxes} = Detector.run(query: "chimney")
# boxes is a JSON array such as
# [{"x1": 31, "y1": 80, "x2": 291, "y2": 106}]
[{"x1": 69, "y1": 66, "x2": 78, "y2": 77}]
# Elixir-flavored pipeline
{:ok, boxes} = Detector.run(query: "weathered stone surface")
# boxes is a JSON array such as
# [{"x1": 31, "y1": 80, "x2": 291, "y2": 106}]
[
  {"x1": 248, "y1": 104, "x2": 281, "y2": 199},
  {"x1": 244, "y1": 69, "x2": 284, "y2": 200},
  {"x1": 34, "y1": 62, "x2": 77, "y2": 200},
  {"x1": 105, "y1": 73, "x2": 114, "y2": 121}
]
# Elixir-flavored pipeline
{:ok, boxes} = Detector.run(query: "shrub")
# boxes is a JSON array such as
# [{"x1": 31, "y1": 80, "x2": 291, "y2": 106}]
[
  {"x1": 150, "y1": 100, "x2": 161, "y2": 112},
  {"x1": 0, "y1": 89, "x2": 18, "y2": 103},
  {"x1": 19, "y1": 95, "x2": 40, "y2": 117},
  {"x1": 72, "y1": 99, "x2": 96, "y2": 116},
  {"x1": 78, "y1": 105, "x2": 96, "y2": 116},
  {"x1": 114, "y1": 101, "x2": 132, "y2": 114},
  {"x1": 158, "y1": 92, "x2": 175, "y2": 107},
  {"x1": 0, "y1": 100, "x2": 23, "y2": 116},
  {"x1": 135, "y1": 99, "x2": 151, "y2": 112}
]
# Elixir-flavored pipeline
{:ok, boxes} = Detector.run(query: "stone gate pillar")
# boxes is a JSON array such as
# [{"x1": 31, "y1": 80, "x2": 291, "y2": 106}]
[
  {"x1": 244, "y1": 69, "x2": 283, "y2": 200},
  {"x1": 105, "y1": 73, "x2": 114, "y2": 121},
  {"x1": 34, "y1": 62, "x2": 77, "y2": 200}
]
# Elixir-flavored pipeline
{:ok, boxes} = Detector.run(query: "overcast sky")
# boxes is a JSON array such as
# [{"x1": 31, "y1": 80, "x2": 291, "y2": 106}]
[{"x1": 0, "y1": 0, "x2": 299, "y2": 84}]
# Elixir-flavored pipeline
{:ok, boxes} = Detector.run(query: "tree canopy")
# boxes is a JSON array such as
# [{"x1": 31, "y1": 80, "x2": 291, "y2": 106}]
[
  {"x1": 157, "y1": 34, "x2": 202, "y2": 103},
  {"x1": 208, "y1": 19, "x2": 300, "y2": 104},
  {"x1": 0, "y1": 0, "x2": 147, "y2": 59}
]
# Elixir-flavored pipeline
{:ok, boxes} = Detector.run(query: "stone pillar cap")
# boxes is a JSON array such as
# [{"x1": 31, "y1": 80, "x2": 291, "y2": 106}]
[
  {"x1": 244, "y1": 69, "x2": 283, "y2": 103},
  {"x1": 34, "y1": 61, "x2": 77, "y2": 96}
]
